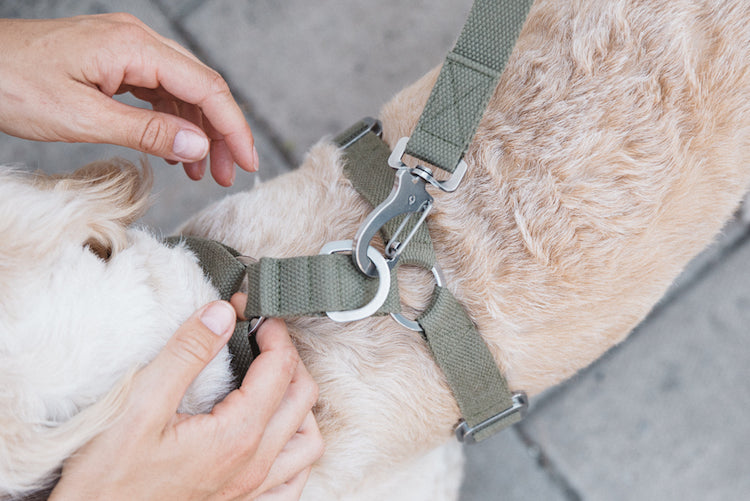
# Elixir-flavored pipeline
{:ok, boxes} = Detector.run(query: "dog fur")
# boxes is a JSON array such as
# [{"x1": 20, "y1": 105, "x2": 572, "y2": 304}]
[{"x1": 2, "y1": 0, "x2": 750, "y2": 498}]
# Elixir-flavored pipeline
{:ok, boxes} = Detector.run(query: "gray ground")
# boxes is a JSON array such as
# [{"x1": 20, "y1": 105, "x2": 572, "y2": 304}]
[{"x1": 1, "y1": 2, "x2": 749, "y2": 500}]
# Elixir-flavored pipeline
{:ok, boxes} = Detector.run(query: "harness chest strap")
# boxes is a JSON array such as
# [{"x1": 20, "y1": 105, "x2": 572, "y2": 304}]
[{"x1": 167, "y1": 235, "x2": 407, "y2": 385}]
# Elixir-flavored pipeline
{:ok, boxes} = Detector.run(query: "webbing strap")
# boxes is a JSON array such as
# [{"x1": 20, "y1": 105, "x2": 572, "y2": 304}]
[
  {"x1": 165, "y1": 236, "x2": 258, "y2": 387},
  {"x1": 243, "y1": 254, "x2": 401, "y2": 318},
  {"x1": 417, "y1": 286, "x2": 518, "y2": 442},
  {"x1": 405, "y1": 0, "x2": 532, "y2": 173}
]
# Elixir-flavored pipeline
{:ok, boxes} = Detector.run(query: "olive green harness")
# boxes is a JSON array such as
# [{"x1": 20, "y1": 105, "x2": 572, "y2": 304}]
[{"x1": 174, "y1": 0, "x2": 533, "y2": 444}]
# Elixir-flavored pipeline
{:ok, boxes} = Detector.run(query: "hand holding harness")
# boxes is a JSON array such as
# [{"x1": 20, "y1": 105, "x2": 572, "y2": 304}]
[{"x1": 173, "y1": 0, "x2": 533, "y2": 444}]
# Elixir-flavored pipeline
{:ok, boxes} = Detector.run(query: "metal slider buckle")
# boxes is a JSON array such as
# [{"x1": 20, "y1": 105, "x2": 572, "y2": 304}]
[
  {"x1": 455, "y1": 392, "x2": 529, "y2": 445},
  {"x1": 352, "y1": 136, "x2": 468, "y2": 276},
  {"x1": 236, "y1": 255, "x2": 266, "y2": 336},
  {"x1": 340, "y1": 116, "x2": 383, "y2": 149}
]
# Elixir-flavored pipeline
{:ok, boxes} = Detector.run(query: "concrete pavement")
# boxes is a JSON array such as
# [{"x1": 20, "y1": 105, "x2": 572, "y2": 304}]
[{"x1": 2, "y1": 1, "x2": 748, "y2": 499}]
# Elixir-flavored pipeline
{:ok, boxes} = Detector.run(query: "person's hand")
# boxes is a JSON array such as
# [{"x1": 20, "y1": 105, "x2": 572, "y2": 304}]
[
  {"x1": 49, "y1": 300, "x2": 324, "y2": 501},
  {"x1": 0, "y1": 14, "x2": 257, "y2": 186}
]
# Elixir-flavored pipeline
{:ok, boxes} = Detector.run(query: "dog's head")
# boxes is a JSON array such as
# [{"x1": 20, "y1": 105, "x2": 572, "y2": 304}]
[{"x1": 0, "y1": 160, "x2": 233, "y2": 495}]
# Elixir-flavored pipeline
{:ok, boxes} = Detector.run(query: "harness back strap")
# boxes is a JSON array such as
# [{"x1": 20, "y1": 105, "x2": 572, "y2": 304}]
[{"x1": 406, "y1": 0, "x2": 533, "y2": 173}]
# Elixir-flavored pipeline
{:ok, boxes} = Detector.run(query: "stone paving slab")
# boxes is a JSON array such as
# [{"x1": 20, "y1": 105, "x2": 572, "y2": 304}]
[
  {"x1": 521, "y1": 231, "x2": 750, "y2": 501},
  {"x1": 460, "y1": 428, "x2": 570, "y2": 501}
]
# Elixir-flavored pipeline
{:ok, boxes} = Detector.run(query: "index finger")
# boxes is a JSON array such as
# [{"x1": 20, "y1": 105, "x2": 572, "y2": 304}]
[{"x1": 123, "y1": 41, "x2": 257, "y2": 173}]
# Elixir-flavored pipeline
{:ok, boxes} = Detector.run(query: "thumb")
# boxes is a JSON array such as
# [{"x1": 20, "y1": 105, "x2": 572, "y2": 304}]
[
  {"x1": 87, "y1": 95, "x2": 210, "y2": 163},
  {"x1": 138, "y1": 301, "x2": 236, "y2": 422}
]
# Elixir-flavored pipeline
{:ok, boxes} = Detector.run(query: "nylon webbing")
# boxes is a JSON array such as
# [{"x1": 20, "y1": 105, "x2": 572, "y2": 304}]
[
  {"x1": 243, "y1": 254, "x2": 401, "y2": 318},
  {"x1": 405, "y1": 0, "x2": 532, "y2": 173},
  {"x1": 417, "y1": 286, "x2": 518, "y2": 441}
]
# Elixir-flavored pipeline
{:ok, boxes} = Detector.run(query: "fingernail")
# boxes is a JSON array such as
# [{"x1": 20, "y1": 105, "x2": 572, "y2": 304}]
[
  {"x1": 200, "y1": 302, "x2": 235, "y2": 336},
  {"x1": 252, "y1": 145, "x2": 259, "y2": 171},
  {"x1": 173, "y1": 129, "x2": 209, "y2": 161}
]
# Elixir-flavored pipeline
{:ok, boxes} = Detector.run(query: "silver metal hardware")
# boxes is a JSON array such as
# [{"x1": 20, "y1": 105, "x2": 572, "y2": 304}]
[
  {"x1": 390, "y1": 264, "x2": 446, "y2": 332},
  {"x1": 353, "y1": 168, "x2": 434, "y2": 276},
  {"x1": 352, "y1": 136, "x2": 468, "y2": 276},
  {"x1": 339, "y1": 117, "x2": 382, "y2": 149},
  {"x1": 388, "y1": 137, "x2": 468, "y2": 192},
  {"x1": 320, "y1": 240, "x2": 391, "y2": 322},
  {"x1": 455, "y1": 392, "x2": 529, "y2": 444},
  {"x1": 236, "y1": 255, "x2": 266, "y2": 336},
  {"x1": 247, "y1": 317, "x2": 265, "y2": 336}
]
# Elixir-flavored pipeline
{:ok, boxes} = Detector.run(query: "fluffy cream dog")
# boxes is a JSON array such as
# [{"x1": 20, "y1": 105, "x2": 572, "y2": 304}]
[{"x1": 2, "y1": 0, "x2": 750, "y2": 499}]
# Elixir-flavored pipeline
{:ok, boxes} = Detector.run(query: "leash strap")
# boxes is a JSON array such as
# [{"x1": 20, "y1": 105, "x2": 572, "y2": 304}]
[{"x1": 405, "y1": 0, "x2": 532, "y2": 173}]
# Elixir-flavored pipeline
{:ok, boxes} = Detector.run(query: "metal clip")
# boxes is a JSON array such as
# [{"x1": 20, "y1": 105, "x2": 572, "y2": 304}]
[
  {"x1": 353, "y1": 168, "x2": 433, "y2": 276},
  {"x1": 455, "y1": 392, "x2": 529, "y2": 444},
  {"x1": 352, "y1": 137, "x2": 468, "y2": 276}
]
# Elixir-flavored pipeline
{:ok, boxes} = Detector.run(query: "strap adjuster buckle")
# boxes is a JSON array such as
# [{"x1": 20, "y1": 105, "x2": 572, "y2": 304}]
[
  {"x1": 455, "y1": 392, "x2": 529, "y2": 444},
  {"x1": 388, "y1": 137, "x2": 468, "y2": 192}
]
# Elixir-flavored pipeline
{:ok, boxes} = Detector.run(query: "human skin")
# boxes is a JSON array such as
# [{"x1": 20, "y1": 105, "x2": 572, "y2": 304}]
[
  {"x1": 48, "y1": 301, "x2": 324, "y2": 501},
  {"x1": 0, "y1": 14, "x2": 258, "y2": 186},
  {"x1": 0, "y1": 13, "x2": 323, "y2": 500}
]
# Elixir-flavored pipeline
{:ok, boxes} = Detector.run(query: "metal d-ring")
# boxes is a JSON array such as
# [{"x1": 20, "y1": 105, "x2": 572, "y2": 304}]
[
  {"x1": 390, "y1": 263, "x2": 446, "y2": 332},
  {"x1": 320, "y1": 240, "x2": 391, "y2": 323}
]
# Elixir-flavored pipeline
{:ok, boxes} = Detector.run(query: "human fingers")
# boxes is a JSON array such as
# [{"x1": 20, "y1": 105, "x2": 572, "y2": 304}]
[
  {"x1": 253, "y1": 467, "x2": 313, "y2": 501},
  {"x1": 178, "y1": 101, "x2": 209, "y2": 178},
  {"x1": 107, "y1": 58, "x2": 247, "y2": 185},
  {"x1": 251, "y1": 412, "x2": 323, "y2": 497},
  {"x1": 226, "y1": 324, "x2": 320, "y2": 498},
  {"x1": 251, "y1": 357, "x2": 319, "y2": 469},
  {"x1": 110, "y1": 24, "x2": 257, "y2": 174},
  {"x1": 211, "y1": 319, "x2": 300, "y2": 432},
  {"x1": 134, "y1": 300, "x2": 236, "y2": 423},
  {"x1": 230, "y1": 292, "x2": 249, "y2": 319},
  {"x1": 26, "y1": 15, "x2": 257, "y2": 177}
]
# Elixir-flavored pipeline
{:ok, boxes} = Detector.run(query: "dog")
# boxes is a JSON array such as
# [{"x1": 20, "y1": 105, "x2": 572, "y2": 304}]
[{"x1": 2, "y1": 0, "x2": 750, "y2": 499}]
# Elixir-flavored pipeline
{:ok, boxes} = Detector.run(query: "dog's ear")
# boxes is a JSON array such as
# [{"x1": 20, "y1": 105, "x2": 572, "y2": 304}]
[{"x1": 33, "y1": 158, "x2": 153, "y2": 260}]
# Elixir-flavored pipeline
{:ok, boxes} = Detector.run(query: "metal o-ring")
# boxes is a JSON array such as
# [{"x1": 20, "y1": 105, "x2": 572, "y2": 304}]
[{"x1": 390, "y1": 264, "x2": 445, "y2": 332}]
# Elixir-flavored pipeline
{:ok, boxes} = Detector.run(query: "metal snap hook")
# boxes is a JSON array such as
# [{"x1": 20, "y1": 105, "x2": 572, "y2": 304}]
[
  {"x1": 352, "y1": 136, "x2": 468, "y2": 277},
  {"x1": 352, "y1": 168, "x2": 433, "y2": 277}
]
